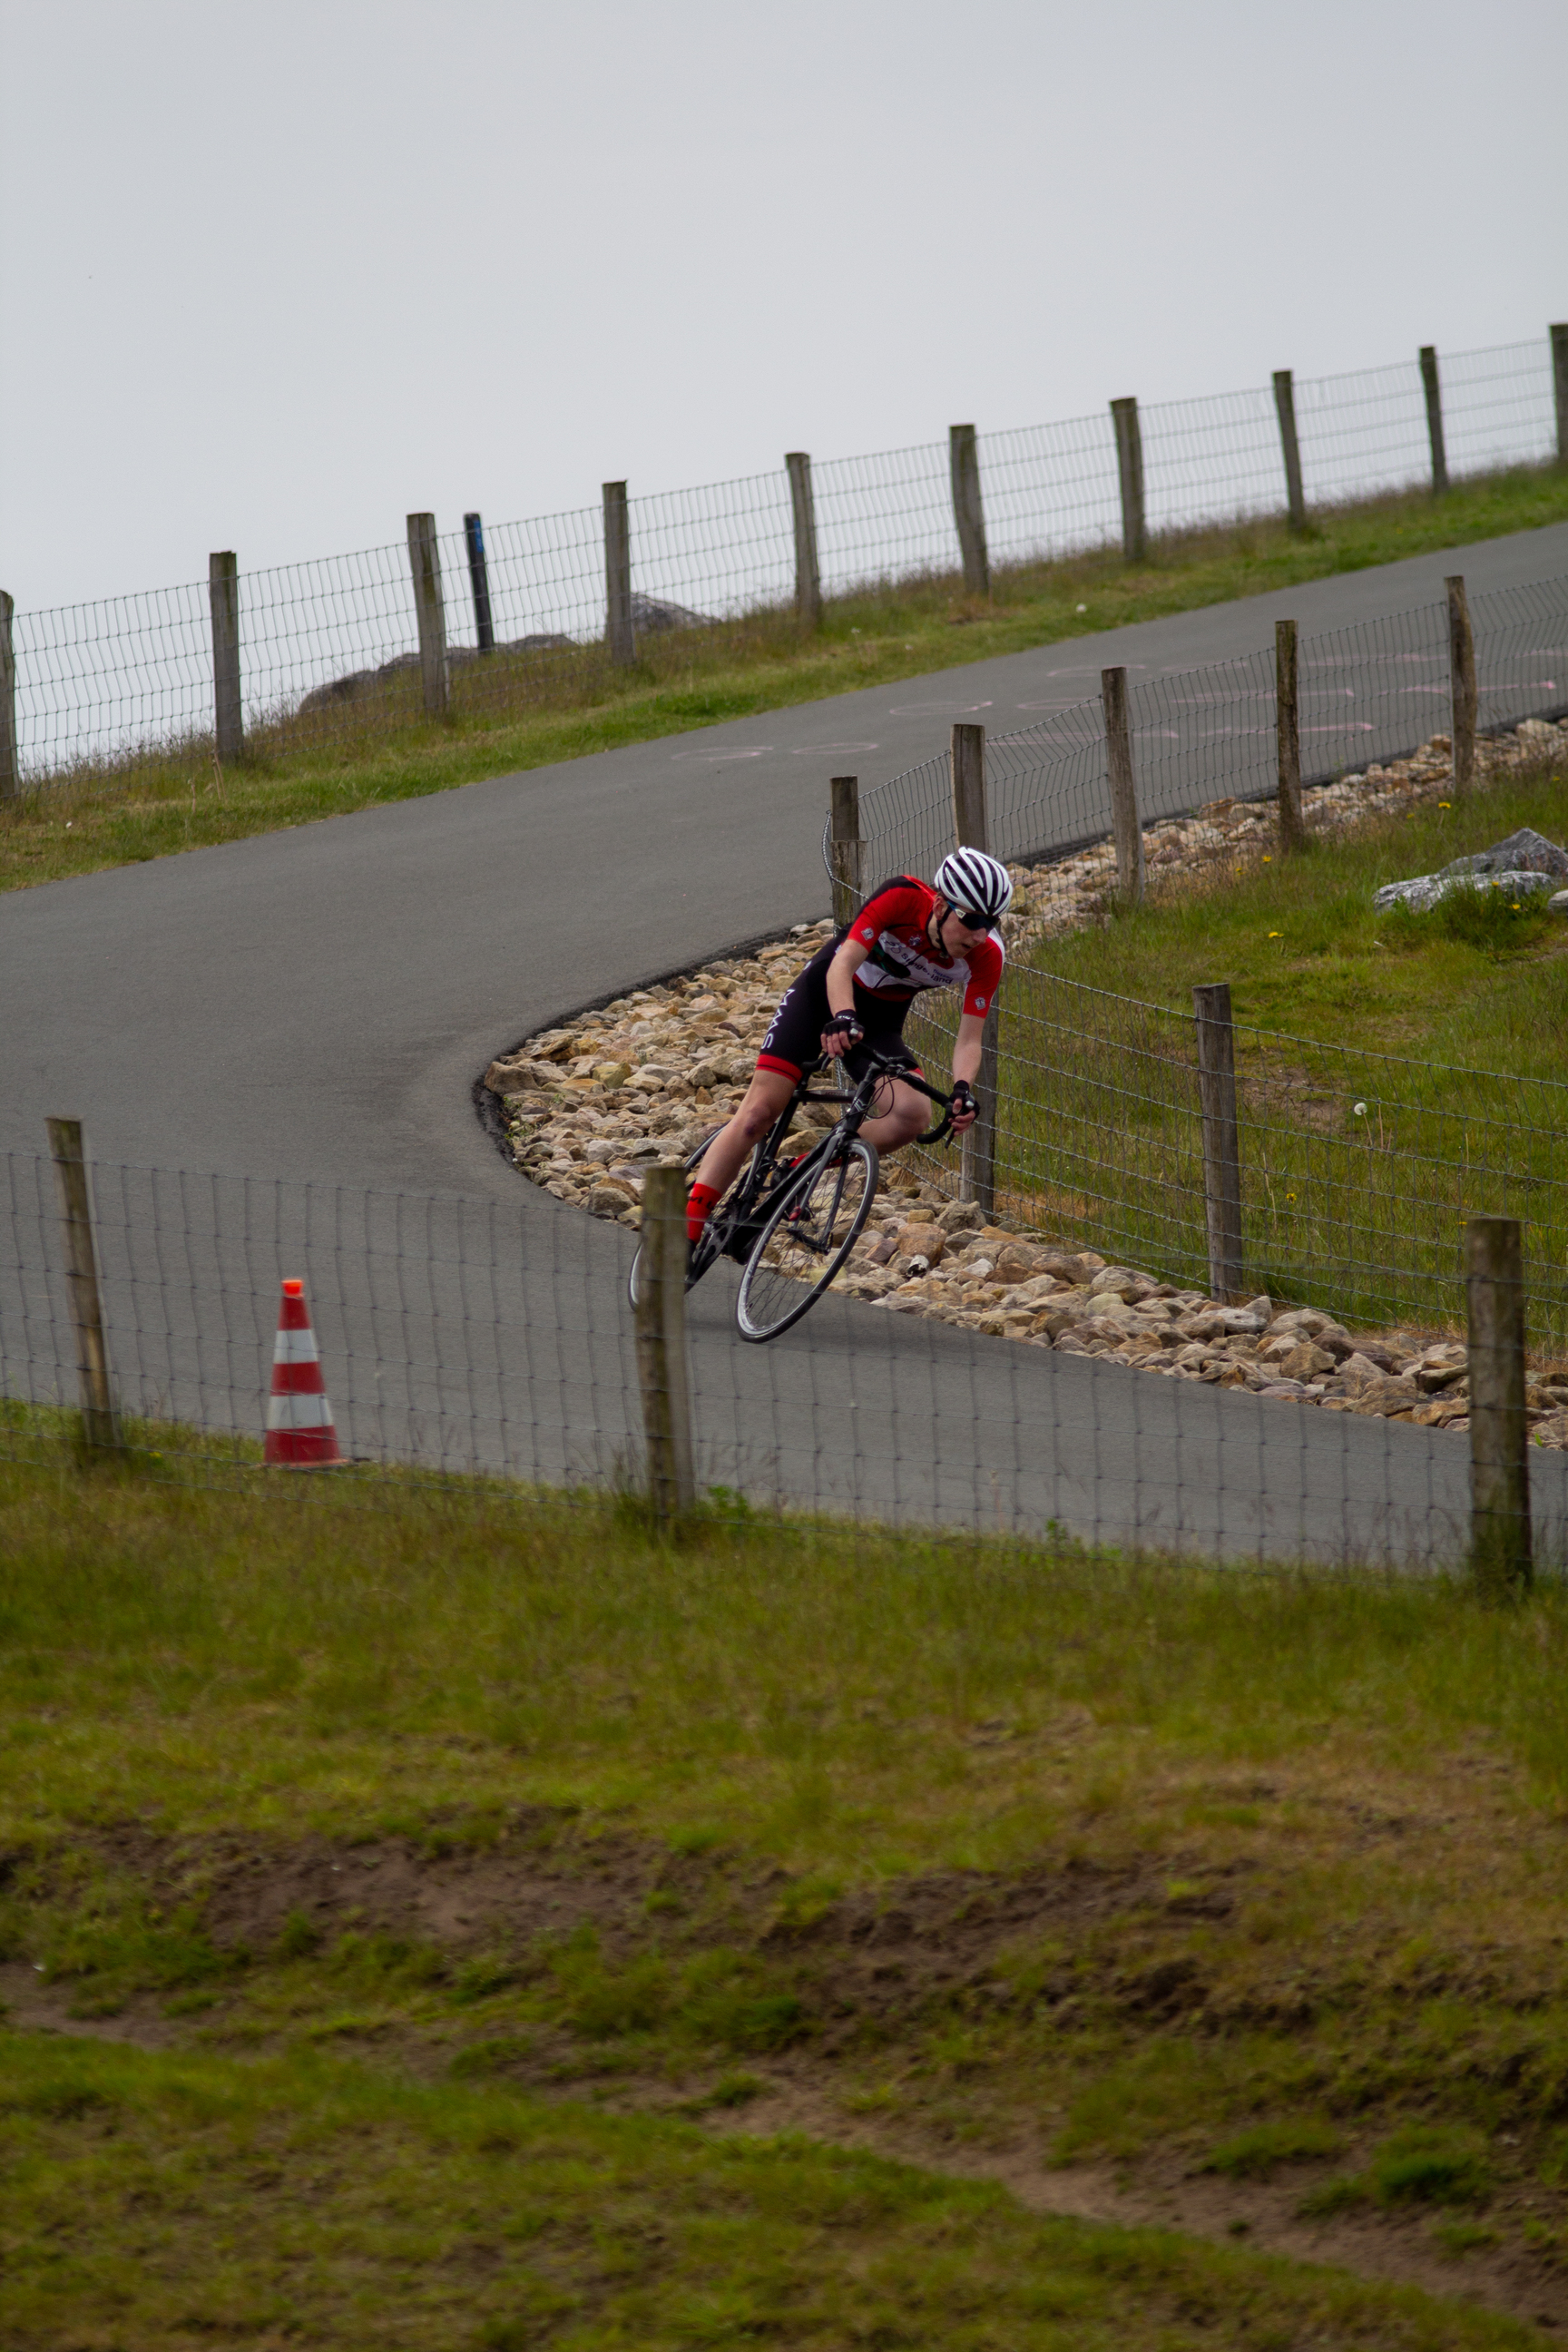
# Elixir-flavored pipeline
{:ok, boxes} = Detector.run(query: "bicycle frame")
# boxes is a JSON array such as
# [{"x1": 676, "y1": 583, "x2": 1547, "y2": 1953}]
[{"x1": 744, "y1": 1051, "x2": 956, "y2": 1219}]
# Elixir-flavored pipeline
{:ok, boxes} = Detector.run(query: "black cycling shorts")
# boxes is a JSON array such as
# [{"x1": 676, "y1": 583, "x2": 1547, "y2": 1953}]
[{"x1": 756, "y1": 943, "x2": 921, "y2": 1083}]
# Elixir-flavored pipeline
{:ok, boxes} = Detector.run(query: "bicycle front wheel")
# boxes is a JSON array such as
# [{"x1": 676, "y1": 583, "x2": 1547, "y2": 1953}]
[{"x1": 735, "y1": 1138, "x2": 878, "y2": 1343}]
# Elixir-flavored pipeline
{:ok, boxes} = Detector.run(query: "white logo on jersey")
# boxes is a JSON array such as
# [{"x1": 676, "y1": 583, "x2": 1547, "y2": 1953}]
[{"x1": 854, "y1": 925, "x2": 1000, "y2": 999}]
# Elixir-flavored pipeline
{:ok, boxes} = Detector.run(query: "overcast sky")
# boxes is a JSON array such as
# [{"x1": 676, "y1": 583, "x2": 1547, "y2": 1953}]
[{"x1": 2, "y1": 0, "x2": 1563, "y2": 613}]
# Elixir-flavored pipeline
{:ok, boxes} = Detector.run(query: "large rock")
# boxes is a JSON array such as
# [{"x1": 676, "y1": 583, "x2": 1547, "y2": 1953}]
[
  {"x1": 1374, "y1": 868, "x2": 1557, "y2": 914},
  {"x1": 631, "y1": 593, "x2": 714, "y2": 633},
  {"x1": 992, "y1": 1240, "x2": 1052, "y2": 1284},
  {"x1": 1088, "y1": 1266, "x2": 1146, "y2": 1301},
  {"x1": 897, "y1": 1223, "x2": 946, "y2": 1266},
  {"x1": 1039, "y1": 1250, "x2": 1105, "y2": 1284},
  {"x1": 1444, "y1": 827, "x2": 1568, "y2": 878},
  {"x1": 485, "y1": 1056, "x2": 545, "y2": 1096},
  {"x1": 588, "y1": 1179, "x2": 636, "y2": 1215},
  {"x1": 298, "y1": 632, "x2": 585, "y2": 713},
  {"x1": 1374, "y1": 827, "x2": 1568, "y2": 914}
]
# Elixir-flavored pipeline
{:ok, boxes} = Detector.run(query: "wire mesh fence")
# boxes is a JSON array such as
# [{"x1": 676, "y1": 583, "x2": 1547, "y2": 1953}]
[
  {"x1": 905, "y1": 976, "x2": 1568, "y2": 1353},
  {"x1": 8, "y1": 1142, "x2": 1567, "y2": 1569},
  {"x1": 8, "y1": 334, "x2": 1563, "y2": 782},
  {"x1": 840, "y1": 571, "x2": 1568, "y2": 898}
]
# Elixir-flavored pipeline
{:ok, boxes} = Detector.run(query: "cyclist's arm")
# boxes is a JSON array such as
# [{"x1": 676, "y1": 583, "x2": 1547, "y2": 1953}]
[
  {"x1": 948, "y1": 1012, "x2": 986, "y2": 1129},
  {"x1": 824, "y1": 931, "x2": 865, "y2": 1017},
  {"x1": 953, "y1": 1011, "x2": 985, "y2": 1087}
]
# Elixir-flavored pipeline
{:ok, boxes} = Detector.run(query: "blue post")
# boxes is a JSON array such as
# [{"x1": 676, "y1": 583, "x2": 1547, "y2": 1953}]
[{"x1": 464, "y1": 511, "x2": 495, "y2": 653}]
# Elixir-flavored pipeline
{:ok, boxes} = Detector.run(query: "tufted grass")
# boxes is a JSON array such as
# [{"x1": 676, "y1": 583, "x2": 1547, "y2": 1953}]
[{"x1": 3, "y1": 2031, "x2": 1545, "y2": 2352}]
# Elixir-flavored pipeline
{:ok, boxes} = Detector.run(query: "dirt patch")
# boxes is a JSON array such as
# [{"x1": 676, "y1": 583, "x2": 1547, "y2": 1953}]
[
  {"x1": 6, "y1": 1807, "x2": 711, "y2": 1955},
  {"x1": 10, "y1": 1810, "x2": 1173, "y2": 2008},
  {"x1": 0, "y1": 1960, "x2": 189, "y2": 2050}
]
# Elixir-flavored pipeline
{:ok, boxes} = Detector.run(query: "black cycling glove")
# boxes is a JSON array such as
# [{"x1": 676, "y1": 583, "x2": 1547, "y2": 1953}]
[{"x1": 823, "y1": 1010, "x2": 864, "y2": 1043}]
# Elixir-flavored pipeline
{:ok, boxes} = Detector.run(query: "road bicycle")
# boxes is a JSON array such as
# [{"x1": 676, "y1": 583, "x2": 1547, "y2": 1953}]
[{"x1": 628, "y1": 1045, "x2": 958, "y2": 1343}]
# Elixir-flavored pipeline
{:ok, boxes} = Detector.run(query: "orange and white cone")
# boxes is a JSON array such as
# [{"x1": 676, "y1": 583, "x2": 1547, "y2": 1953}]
[{"x1": 264, "y1": 1278, "x2": 343, "y2": 1467}]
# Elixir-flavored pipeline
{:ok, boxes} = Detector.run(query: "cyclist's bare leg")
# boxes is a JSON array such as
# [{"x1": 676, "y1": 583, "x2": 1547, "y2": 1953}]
[
  {"x1": 856, "y1": 1076, "x2": 928, "y2": 1156},
  {"x1": 692, "y1": 1069, "x2": 798, "y2": 1201}
]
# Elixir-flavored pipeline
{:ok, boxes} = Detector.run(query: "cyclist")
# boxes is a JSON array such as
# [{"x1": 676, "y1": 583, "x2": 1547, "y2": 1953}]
[{"x1": 686, "y1": 848, "x2": 1014, "y2": 1243}]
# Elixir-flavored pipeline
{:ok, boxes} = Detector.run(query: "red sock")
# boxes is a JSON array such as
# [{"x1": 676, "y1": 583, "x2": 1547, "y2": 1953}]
[{"x1": 687, "y1": 1181, "x2": 722, "y2": 1243}]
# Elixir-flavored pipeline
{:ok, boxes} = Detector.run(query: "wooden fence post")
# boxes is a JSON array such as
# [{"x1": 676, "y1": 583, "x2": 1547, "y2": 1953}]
[
  {"x1": 1275, "y1": 618, "x2": 1305, "y2": 852},
  {"x1": 1192, "y1": 985, "x2": 1244, "y2": 1304},
  {"x1": 1446, "y1": 573, "x2": 1477, "y2": 794},
  {"x1": 951, "y1": 721, "x2": 998, "y2": 1211},
  {"x1": 829, "y1": 774, "x2": 861, "y2": 927},
  {"x1": 1419, "y1": 346, "x2": 1449, "y2": 495},
  {"x1": 1466, "y1": 1215, "x2": 1533, "y2": 1597},
  {"x1": 1551, "y1": 325, "x2": 1568, "y2": 467},
  {"x1": 1111, "y1": 397, "x2": 1146, "y2": 563},
  {"x1": 463, "y1": 512, "x2": 495, "y2": 652},
  {"x1": 635, "y1": 1164, "x2": 695, "y2": 1523},
  {"x1": 406, "y1": 513, "x2": 449, "y2": 716},
  {"x1": 950, "y1": 720, "x2": 988, "y2": 854},
  {"x1": 1272, "y1": 369, "x2": 1307, "y2": 531},
  {"x1": 603, "y1": 481, "x2": 635, "y2": 666},
  {"x1": 949, "y1": 425, "x2": 990, "y2": 597},
  {"x1": 1101, "y1": 665, "x2": 1144, "y2": 905},
  {"x1": 786, "y1": 453, "x2": 823, "y2": 629},
  {"x1": 45, "y1": 1117, "x2": 123, "y2": 1456},
  {"x1": 0, "y1": 589, "x2": 17, "y2": 800},
  {"x1": 208, "y1": 552, "x2": 242, "y2": 762}
]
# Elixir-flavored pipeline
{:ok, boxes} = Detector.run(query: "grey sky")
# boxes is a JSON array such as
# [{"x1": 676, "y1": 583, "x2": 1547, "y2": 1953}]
[{"x1": 2, "y1": 0, "x2": 1563, "y2": 612}]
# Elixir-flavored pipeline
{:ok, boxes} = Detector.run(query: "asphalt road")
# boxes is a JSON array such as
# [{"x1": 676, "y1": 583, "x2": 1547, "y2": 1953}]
[{"x1": 5, "y1": 519, "x2": 1567, "y2": 1560}]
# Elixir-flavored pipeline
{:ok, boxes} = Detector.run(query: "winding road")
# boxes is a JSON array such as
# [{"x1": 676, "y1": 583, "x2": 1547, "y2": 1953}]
[{"x1": 5, "y1": 523, "x2": 1568, "y2": 1560}]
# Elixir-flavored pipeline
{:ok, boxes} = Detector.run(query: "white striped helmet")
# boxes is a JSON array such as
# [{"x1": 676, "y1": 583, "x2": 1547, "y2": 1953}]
[{"x1": 935, "y1": 848, "x2": 1013, "y2": 925}]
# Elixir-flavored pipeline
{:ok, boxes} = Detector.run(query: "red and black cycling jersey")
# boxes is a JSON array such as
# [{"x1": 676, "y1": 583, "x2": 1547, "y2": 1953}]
[
  {"x1": 841, "y1": 874, "x2": 1003, "y2": 1018},
  {"x1": 757, "y1": 875, "x2": 1004, "y2": 1081}
]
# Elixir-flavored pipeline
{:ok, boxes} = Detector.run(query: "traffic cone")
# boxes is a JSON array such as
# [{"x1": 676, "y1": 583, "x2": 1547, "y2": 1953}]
[{"x1": 264, "y1": 1278, "x2": 343, "y2": 1466}]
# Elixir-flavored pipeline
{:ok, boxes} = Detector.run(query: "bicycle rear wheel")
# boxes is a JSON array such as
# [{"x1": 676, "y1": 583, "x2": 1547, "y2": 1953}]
[
  {"x1": 734, "y1": 1138, "x2": 878, "y2": 1342},
  {"x1": 626, "y1": 1129, "x2": 721, "y2": 1311}
]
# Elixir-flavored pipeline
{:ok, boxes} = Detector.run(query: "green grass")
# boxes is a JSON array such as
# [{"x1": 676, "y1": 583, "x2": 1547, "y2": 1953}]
[
  {"x1": 5, "y1": 2034, "x2": 1543, "y2": 2352},
  {"x1": 928, "y1": 744, "x2": 1568, "y2": 1338},
  {"x1": 1018, "y1": 760, "x2": 1568, "y2": 1073},
  {"x1": 12, "y1": 1460, "x2": 1568, "y2": 2334},
  {"x1": 11, "y1": 1453, "x2": 1568, "y2": 1857},
  {"x1": 1201, "y1": 2120, "x2": 1347, "y2": 2180},
  {"x1": 5, "y1": 464, "x2": 1566, "y2": 895},
  {"x1": 1301, "y1": 2129, "x2": 1494, "y2": 2218}
]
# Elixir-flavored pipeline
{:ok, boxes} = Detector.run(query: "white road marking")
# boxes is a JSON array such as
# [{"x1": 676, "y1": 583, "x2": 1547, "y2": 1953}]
[
  {"x1": 668, "y1": 746, "x2": 775, "y2": 763},
  {"x1": 788, "y1": 740, "x2": 879, "y2": 755},
  {"x1": 887, "y1": 699, "x2": 993, "y2": 715}
]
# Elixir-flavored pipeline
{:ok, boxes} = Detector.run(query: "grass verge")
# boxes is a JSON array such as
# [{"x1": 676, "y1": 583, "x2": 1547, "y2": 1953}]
[
  {"x1": 7, "y1": 1459, "x2": 1568, "y2": 2334},
  {"x1": 5, "y1": 2033, "x2": 1540, "y2": 2352},
  {"x1": 5, "y1": 466, "x2": 1566, "y2": 896}
]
